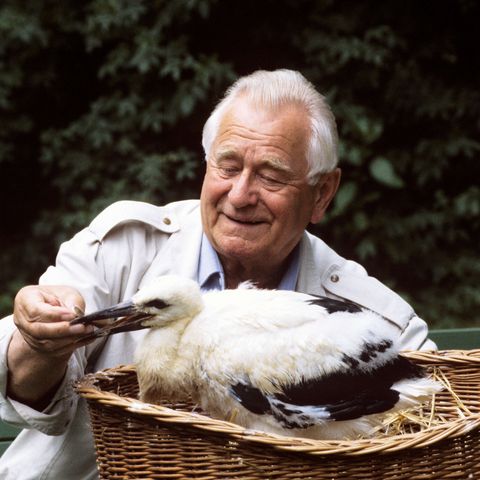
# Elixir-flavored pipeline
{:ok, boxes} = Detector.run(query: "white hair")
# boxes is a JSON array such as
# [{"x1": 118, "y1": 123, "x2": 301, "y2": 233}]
[{"x1": 201, "y1": 69, "x2": 338, "y2": 185}]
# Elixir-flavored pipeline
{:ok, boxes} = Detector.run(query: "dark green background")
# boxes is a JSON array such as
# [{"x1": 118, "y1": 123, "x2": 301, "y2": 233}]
[{"x1": 1, "y1": 0, "x2": 478, "y2": 327}]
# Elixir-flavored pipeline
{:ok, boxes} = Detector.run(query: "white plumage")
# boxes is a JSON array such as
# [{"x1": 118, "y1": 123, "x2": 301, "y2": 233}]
[{"x1": 73, "y1": 275, "x2": 441, "y2": 440}]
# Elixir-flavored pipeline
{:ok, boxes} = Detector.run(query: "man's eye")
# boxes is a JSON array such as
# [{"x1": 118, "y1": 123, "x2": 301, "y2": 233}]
[
  {"x1": 218, "y1": 166, "x2": 240, "y2": 177},
  {"x1": 258, "y1": 173, "x2": 285, "y2": 188}
]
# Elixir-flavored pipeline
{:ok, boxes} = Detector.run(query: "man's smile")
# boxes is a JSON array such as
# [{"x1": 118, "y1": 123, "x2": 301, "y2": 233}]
[{"x1": 221, "y1": 212, "x2": 268, "y2": 226}]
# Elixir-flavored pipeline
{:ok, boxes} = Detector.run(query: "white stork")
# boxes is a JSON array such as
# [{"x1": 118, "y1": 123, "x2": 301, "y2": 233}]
[{"x1": 72, "y1": 275, "x2": 440, "y2": 440}]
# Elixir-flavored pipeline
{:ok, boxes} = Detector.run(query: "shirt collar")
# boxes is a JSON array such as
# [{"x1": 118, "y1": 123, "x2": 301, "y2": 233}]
[
  {"x1": 198, "y1": 234, "x2": 225, "y2": 291},
  {"x1": 197, "y1": 234, "x2": 300, "y2": 292}
]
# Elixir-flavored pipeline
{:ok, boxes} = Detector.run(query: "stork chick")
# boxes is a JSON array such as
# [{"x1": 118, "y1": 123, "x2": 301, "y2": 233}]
[{"x1": 72, "y1": 275, "x2": 441, "y2": 440}]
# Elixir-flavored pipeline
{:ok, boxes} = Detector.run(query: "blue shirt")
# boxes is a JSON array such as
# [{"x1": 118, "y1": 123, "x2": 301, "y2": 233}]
[{"x1": 197, "y1": 234, "x2": 300, "y2": 292}]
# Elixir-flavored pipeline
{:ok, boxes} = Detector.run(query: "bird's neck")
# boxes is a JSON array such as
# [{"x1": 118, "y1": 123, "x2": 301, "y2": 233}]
[{"x1": 136, "y1": 318, "x2": 195, "y2": 402}]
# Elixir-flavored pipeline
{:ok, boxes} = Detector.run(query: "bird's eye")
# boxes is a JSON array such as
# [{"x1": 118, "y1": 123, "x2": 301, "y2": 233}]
[{"x1": 144, "y1": 299, "x2": 168, "y2": 309}]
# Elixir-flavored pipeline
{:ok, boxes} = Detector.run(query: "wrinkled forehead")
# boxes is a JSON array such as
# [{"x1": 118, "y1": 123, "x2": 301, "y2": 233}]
[{"x1": 212, "y1": 99, "x2": 310, "y2": 159}]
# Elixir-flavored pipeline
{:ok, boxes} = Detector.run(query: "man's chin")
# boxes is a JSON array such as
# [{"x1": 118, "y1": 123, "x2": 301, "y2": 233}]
[{"x1": 213, "y1": 238, "x2": 264, "y2": 263}]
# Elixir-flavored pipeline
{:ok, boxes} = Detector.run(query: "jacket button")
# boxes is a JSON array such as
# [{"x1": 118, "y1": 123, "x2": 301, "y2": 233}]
[
  {"x1": 330, "y1": 274, "x2": 339, "y2": 283},
  {"x1": 163, "y1": 217, "x2": 171, "y2": 225}
]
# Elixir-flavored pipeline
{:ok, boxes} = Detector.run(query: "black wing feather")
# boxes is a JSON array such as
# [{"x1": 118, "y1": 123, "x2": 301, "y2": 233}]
[
  {"x1": 306, "y1": 295, "x2": 363, "y2": 314},
  {"x1": 230, "y1": 355, "x2": 425, "y2": 427},
  {"x1": 321, "y1": 389, "x2": 400, "y2": 421},
  {"x1": 230, "y1": 382, "x2": 270, "y2": 415},
  {"x1": 278, "y1": 356, "x2": 424, "y2": 406}
]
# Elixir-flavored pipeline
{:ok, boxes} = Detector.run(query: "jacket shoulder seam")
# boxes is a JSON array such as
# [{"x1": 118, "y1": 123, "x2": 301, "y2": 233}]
[{"x1": 88, "y1": 200, "x2": 180, "y2": 241}]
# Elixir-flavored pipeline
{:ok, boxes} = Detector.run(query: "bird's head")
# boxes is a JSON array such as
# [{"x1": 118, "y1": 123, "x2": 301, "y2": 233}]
[
  {"x1": 71, "y1": 275, "x2": 204, "y2": 332},
  {"x1": 132, "y1": 275, "x2": 204, "y2": 327}
]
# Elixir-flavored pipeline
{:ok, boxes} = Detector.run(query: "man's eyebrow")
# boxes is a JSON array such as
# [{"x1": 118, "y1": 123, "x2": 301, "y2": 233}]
[
  {"x1": 262, "y1": 156, "x2": 294, "y2": 175},
  {"x1": 212, "y1": 150, "x2": 295, "y2": 175},
  {"x1": 213, "y1": 149, "x2": 240, "y2": 161}
]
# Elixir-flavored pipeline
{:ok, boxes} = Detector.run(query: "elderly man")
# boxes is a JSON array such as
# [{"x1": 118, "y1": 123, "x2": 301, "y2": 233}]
[{"x1": 0, "y1": 69, "x2": 435, "y2": 479}]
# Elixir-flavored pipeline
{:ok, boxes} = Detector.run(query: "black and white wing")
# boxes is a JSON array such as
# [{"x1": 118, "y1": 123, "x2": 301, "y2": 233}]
[{"x1": 230, "y1": 353, "x2": 425, "y2": 431}]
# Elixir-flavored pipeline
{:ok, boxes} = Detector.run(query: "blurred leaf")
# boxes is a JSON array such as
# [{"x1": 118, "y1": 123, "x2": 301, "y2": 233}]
[
  {"x1": 331, "y1": 181, "x2": 357, "y2": 216},
  {"x1": 369, "y1": 157, "x2": 404, "y2": 188}
]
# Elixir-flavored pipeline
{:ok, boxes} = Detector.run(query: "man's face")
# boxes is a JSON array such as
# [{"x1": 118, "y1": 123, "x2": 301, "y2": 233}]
[{"x1": 200, "y1": 99, "x2": 332, "y2": 269}]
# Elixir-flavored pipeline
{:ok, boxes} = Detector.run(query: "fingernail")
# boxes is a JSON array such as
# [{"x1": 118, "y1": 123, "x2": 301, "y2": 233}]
[{"x1": 72, "y1": 305, "x2": 85, "y2": 316}]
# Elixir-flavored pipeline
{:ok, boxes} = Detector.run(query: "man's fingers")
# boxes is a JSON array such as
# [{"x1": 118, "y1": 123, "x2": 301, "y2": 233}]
[
  {"x1": 16, "y1": 285, "x2": 85, "y2": 321},
  {"x1": 24, "y1": 319, "x2": 93, "y2": 339},
  {"x1": 52, "y1": 286, "x2": 86, "y2": 316},
  {"x1": 18, "y1": 321, "x2": 95, "y2": 355},
  {"x1": 41, "y1": 287, "x2": 85, "y2": 320},
  {"x1": 21, "y1": 304, "x2": 76, "y2": 325},
  {"x1": 13, "y1": 284, "x2": 91, "y2": 357}
]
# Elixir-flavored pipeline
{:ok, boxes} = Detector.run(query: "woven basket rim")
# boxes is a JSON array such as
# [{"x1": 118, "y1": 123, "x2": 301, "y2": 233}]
[{"x1": 76, "y1": 349, "x2": 480, "y2": 457}]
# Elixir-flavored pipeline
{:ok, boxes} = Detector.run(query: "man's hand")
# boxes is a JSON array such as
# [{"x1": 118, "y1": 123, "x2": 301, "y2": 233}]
[
  {"x1": 12, "y1": 285, "x2": 93, "y2": 357},
  {"x1": 7, "y1": 285, "x2": 94, "y2": 409}
]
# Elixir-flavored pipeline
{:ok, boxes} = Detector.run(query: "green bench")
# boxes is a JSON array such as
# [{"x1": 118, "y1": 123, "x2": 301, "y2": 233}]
[
  {"x1": 0, "y1": 327, "x2": 478, "y2": 455},
  {"x1": 0, "y1": 422, "x2": 20, "y2": 456},
  {"x1": 428, "y1": 327, "x2": 480, "y2": 350}
]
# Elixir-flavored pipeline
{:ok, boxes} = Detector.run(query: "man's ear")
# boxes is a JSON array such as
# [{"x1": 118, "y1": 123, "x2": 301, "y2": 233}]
[{"x1": 310, "y1": 168, "x2": 341, "y2": 224}]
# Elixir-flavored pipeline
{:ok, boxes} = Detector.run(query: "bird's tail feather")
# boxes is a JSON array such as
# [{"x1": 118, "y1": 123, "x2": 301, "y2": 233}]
[{"x1": 393, "y1": 377, "x2": 443, "y2": 407}]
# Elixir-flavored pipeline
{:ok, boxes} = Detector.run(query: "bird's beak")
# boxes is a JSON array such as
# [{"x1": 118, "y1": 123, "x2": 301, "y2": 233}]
[
  {"x1": 70, "y1": 300, "x2": 154, "y2": 341},
  {"x1": 70, "y1": 300, "x2": 138, "y2": 326}
]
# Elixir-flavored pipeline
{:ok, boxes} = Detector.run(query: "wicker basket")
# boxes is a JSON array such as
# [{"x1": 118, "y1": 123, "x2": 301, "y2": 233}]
[{"x1": 76, "y1": 350, "x2": 480, "y2": 479}]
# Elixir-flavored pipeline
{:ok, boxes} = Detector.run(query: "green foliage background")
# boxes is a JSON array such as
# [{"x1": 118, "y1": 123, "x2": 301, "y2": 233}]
[{"x1": 0, "y1": 0, "x2": 478, "y2": 327}]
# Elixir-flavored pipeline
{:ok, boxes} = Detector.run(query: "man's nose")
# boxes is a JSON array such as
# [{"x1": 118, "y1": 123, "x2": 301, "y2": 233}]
[{"x1": 228, "y1": 171, "x2": 259, "y2": 207}]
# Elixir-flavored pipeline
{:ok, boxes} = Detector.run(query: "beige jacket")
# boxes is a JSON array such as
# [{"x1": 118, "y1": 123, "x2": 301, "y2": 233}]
[{"x1": 0, "y1": 199, "x2": 435, "y2": 479}]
